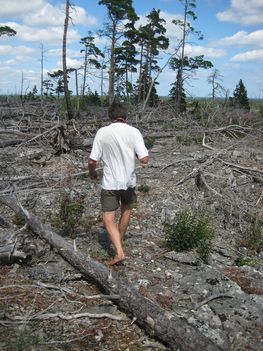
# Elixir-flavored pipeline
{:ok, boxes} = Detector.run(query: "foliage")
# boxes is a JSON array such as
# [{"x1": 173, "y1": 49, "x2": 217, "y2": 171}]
[
  {"x1": 164, "y1": 209, "x2": 215, "y2": 263},
  {"x1": 135, "y1": 9, "x2": 169, "y2": 104},
  {"x1": 144, "y1": 136, "x2": 155, "y2": 149},
  {"x1": 80, "y1": 33, "x2": 104, "y2": 96},
  {"x1": 12, "y1": 214, "x2": 26, "y2": 227},
  {"x1": 234, "y1": 256, "x2": 254, "y2": 267},
  {"x1": 138, "y1": 183, "x2": 150, "y2": 193},
  {"x1": 170, "y1": 1, "x2": 213, "y2": 111},
  {"x1": 79, "y1": 89, "x2": 101, "y2": 108},
  {"x1": 242, "y1": 218, "x2": 263, "y2": 252},
  {"x1": 98, "y1": 0, "x2": 138, "y2": 103},
  {"x1": 25, "y1": 85, "x2": 38, "y2": 100},
  {"x1": 0, "y1": 25, "x2": 16, "y2": 37},
  {"x1": 9, "y1": 329, "x2": 44, "y2": 351},
  {"x1": 230, "y1": 79, "x2": 250, "y2": 111},
  {"x1": 52, "y1": 192, "x2": 85, "y2": 238}
]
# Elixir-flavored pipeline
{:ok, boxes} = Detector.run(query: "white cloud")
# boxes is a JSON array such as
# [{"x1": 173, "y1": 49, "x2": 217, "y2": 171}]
[
  {"x1": 0, "y1": 0, "x2": 97, "y2": 27},
  {"x1": 0, "y1": 44, "x2": 36, "y2": 56},
  {"x1": 231, "y1": 49, "x2": 263, "y2": 62},
  {"x1": 3, "y1": 22, "x2": 80, "y2": 45},
  {"x1": 23, "y1": 3, "x2": 97, "y2": 27},
  {"x1": 217, "y1": 30, "x2": 263, "y2": 48},
  {"x1": 217, "y1": 0, "x2": 263, "y2": 25},
  {"x1": 65, "y1": 58, "x2": 83, "y2": 70},
  {"x1": 184, "y1": 45, "x2": 225, "y2": 58},
  {"x1": 0, "y1": 0, "x2": 45, "y2": 17}
]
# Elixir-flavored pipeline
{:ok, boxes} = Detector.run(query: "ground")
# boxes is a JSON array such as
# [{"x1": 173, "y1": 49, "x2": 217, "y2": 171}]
[{"x1": 0, "y1": 100, "x2": 263, "y2": 350}]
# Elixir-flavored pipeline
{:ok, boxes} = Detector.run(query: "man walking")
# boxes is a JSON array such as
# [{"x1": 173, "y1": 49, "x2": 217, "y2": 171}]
[{"x1": 88, "y1": 102, "x2": 149, "y2": 265}]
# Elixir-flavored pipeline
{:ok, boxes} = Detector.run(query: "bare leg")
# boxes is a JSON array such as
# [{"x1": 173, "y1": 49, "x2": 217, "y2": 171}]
[
  {"x1": 103, "y1": 211, "x2": 125, "y2": 265},
  {"x1": 119, "y1": 204, "x2": 131, "y2": 244}
]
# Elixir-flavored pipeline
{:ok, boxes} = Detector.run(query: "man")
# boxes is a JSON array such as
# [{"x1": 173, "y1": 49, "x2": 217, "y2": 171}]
[{"x1": 88, "y1": 101, "x2": 149, "y2": 266}]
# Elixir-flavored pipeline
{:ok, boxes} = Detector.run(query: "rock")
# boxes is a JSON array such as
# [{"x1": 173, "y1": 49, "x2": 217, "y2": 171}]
[{"x1": 164, "y1": 251, "x2": 199, "y2": 265}]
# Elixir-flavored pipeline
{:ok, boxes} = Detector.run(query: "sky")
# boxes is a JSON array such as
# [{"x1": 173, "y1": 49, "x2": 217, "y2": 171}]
[{"x1": 0, "y1": 0, "x2": 263, "y2": 98}]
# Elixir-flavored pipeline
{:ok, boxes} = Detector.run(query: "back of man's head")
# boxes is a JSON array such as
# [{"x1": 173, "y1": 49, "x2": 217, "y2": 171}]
[{"x1": 108, "y1": 101, "x2": 128, "y2": 121}]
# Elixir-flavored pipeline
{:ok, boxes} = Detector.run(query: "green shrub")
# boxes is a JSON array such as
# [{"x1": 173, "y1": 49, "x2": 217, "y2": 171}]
[
  {"x1": 242, "y1": 218, "x2": 263, "y2": 252},
  {"x1": 235, "y1": 256, "x2": 253, "y2": 267},
  {"x1": 163, "y1": 209, "x2": 215, "y2": 263},
  {"x1": 51, "y1": 192, "x2": 85, "y2": 237},
  {"x1": 176, "y1": 135, "x2": 193, "y2": 145},
  {"x1": 144, "y1": 136, "x2": 155, "y2": 149},
  {"x1": 10, "y1": 329, "x2": 43, "y2": 351},
  {"x1": 138, "y1": 183, "x2": 150, "y2": 193}
]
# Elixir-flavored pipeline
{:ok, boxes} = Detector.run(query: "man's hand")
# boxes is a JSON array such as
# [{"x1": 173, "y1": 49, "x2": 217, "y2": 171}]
[
  {"x1": 89, "y1": 170, "x2": 98, "y2": 180},
  {"x1": 88, "y1": 158, "x2": 98, "y2": 180}
]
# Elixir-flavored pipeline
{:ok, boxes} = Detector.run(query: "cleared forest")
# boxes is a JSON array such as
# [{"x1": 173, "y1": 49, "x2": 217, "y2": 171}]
[{"x1": 0, "y1": 97, "x2": 262, "y2": 350}]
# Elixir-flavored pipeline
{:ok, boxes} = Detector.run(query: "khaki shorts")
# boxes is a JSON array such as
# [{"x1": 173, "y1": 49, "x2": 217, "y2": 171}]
[{"x1": 101, "y1": 187, "x2": 137, "y2": 212}]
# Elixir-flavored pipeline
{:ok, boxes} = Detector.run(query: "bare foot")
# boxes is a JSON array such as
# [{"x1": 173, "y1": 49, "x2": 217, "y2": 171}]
[{"x1": 105, "y1": 254, "x2": 125, "y2": 266}]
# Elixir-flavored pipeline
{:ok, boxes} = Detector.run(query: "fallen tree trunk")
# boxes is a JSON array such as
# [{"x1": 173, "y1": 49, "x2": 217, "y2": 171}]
[
  {"x1": 0, "y1": 243, "x2": 28, "y2": 265},
  {"x1": 0, "y1": 194, "x2": 225, "y2": 351}
]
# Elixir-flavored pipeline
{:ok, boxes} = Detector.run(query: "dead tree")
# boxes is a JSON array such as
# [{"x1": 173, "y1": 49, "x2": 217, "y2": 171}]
[{"x1": 0, "y1": 194, "x2": 225, "y2": 351}]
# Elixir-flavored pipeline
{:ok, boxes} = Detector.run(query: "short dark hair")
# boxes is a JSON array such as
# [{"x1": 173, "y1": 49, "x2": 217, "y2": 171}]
[{"x1": 108, "y1": 101, "x2": 128, "y2": 120}]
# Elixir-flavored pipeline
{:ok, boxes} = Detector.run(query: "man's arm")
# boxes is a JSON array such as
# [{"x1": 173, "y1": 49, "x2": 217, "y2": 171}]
[{"x1": 88, "y1": 158, "x2": 98, "y2": 180}]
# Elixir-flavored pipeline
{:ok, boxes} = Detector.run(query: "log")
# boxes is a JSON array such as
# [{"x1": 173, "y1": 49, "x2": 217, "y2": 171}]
[
  {"x1": 0, "y1": 244, "x2": 28, "y2": 265},
  {"x1": 0, "y1": 195, "x2": 225, "y2": 351}
]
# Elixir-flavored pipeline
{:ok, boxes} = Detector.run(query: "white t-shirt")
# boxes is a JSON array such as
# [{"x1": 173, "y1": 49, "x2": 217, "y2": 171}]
[{"x1": 90, "y1": 122, "x2": 148, "y2": 190}]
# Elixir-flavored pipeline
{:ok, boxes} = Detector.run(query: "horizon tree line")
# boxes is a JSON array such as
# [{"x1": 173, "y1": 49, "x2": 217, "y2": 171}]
[{"x1": 0, "y1": 1, "x2": 251, "y2": 117}]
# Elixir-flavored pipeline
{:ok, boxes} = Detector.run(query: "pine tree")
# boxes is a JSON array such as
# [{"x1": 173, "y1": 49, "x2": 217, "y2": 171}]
[
  {"x1": 98, "y1": 0, "x2": 138, "y2": 104},
  {"x1": 0, "y1": 25, "x2": 16, "y2": 37},
  {"x1": 80, "y1": 33, "x2": 104, "y2": 96},
  {"x1": 136, "y1": 9, "x2": 169, "y2": 105},
  {"x1": 170, "y1": 0, "x2": 212, "y2": 112},
  {"x1": 231, "y1": 79, "x2": 250, "y2": 111}
]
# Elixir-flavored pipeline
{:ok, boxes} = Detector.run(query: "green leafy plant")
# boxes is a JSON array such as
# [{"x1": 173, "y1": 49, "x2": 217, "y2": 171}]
[
  {"x1": 144, "y1": 136, "x2": 155, "y2": 149},
  {"x1": 138, "y1": 182, "x2": 150, "y2": 193},
  {"x1": 242, "y1": 218, "x2": 263, "y2": 252},
  {"x1": 12, "y1": 214, "x2": 26, "y2": 227},
  {"x1": 234, "y1": 256, "x2": 253, "y2": 267},
  {"x1": 163, "y1": 209, "x2": 215, "y2": 263},
  {"x1": 9, "y1": 329, "x2": 43, "y2": 351},
  {"x1": 51, "y1": 192, "x2": 85, "y2": 238}
]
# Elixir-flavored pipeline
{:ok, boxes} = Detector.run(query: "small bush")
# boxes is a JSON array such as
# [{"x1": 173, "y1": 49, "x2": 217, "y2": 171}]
[
  {"x1": 51, "y1": 192, "x2": 85, "y2": 237},
  {"x1": 138, "y1": 183, "x2": 150, "y2": 193},
  {"x1": 12, "y1": 214, "x2": 26, "y2": 227},
  {"x1": 163, "y1": 209, "x2": 215, "y2": 263},
  {"x1": 144, "y1": 136, "x2": 155, "y2": 149},
  {"x1": 242, "y1": 218, "x2": 263, "y2": 252},
  {"x1": 10, "y1": 329, "x2": 43, "y2": 351}
]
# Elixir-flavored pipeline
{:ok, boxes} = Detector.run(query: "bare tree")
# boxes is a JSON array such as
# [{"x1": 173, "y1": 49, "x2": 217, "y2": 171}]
[
  {"x1": 62, "y1": 0, "x2": 74, "y2": 119},
  {"x1": 207, "y1": 69, "x2": 225, "y2": 99}
]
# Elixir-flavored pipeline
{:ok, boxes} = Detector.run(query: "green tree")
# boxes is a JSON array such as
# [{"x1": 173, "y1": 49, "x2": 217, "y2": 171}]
[
  {"x1": 80, "y1": 33, "x2": 104, "y2": 96},
  {"x1": 47, "y1": 69, "x2": 73, "y2": 98},
  {"x1": 98, "y1": 0, "x2": 138, "y2": 104},
  {"x1": 136, "y1": 9, "x2": 169, "y2": 105},
  {"x1": 169, "y1": 55, "x2": 213, "y2": 110},
  {"x1": 230, "y1": 79, "x2": 250, "y2": 111},
  {"x1": 114, "y1": 39, "x2": 138, "y2": 99},
  {"x1": 43, "y1": 79, "x2": 54, "y2": 97},
  {"x1": 0, "y1": 25, "x2": 16, "y2": 37},
  {"x1": 170, "y1": 0, "x2": 212, "y2": 111}
]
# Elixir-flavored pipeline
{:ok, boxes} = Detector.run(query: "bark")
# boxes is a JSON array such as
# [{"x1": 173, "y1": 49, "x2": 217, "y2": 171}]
[
  {"x1": 0, "y1": 244, "x2": 28, "y2": 265},
  {"x1": 62, "y1": 0, "x2": 74, "y2": 119},
  {"x1": 0, "y1": 195, "x2": 225, "y2": 351},
  {"x1": 108, "y1": 23, "x2": 116, "y2": 105}
]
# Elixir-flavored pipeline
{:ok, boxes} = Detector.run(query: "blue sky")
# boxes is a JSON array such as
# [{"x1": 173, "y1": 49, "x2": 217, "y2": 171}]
[{"x1": 0, "y1": 0, "x2": 263, "y2": 98}]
